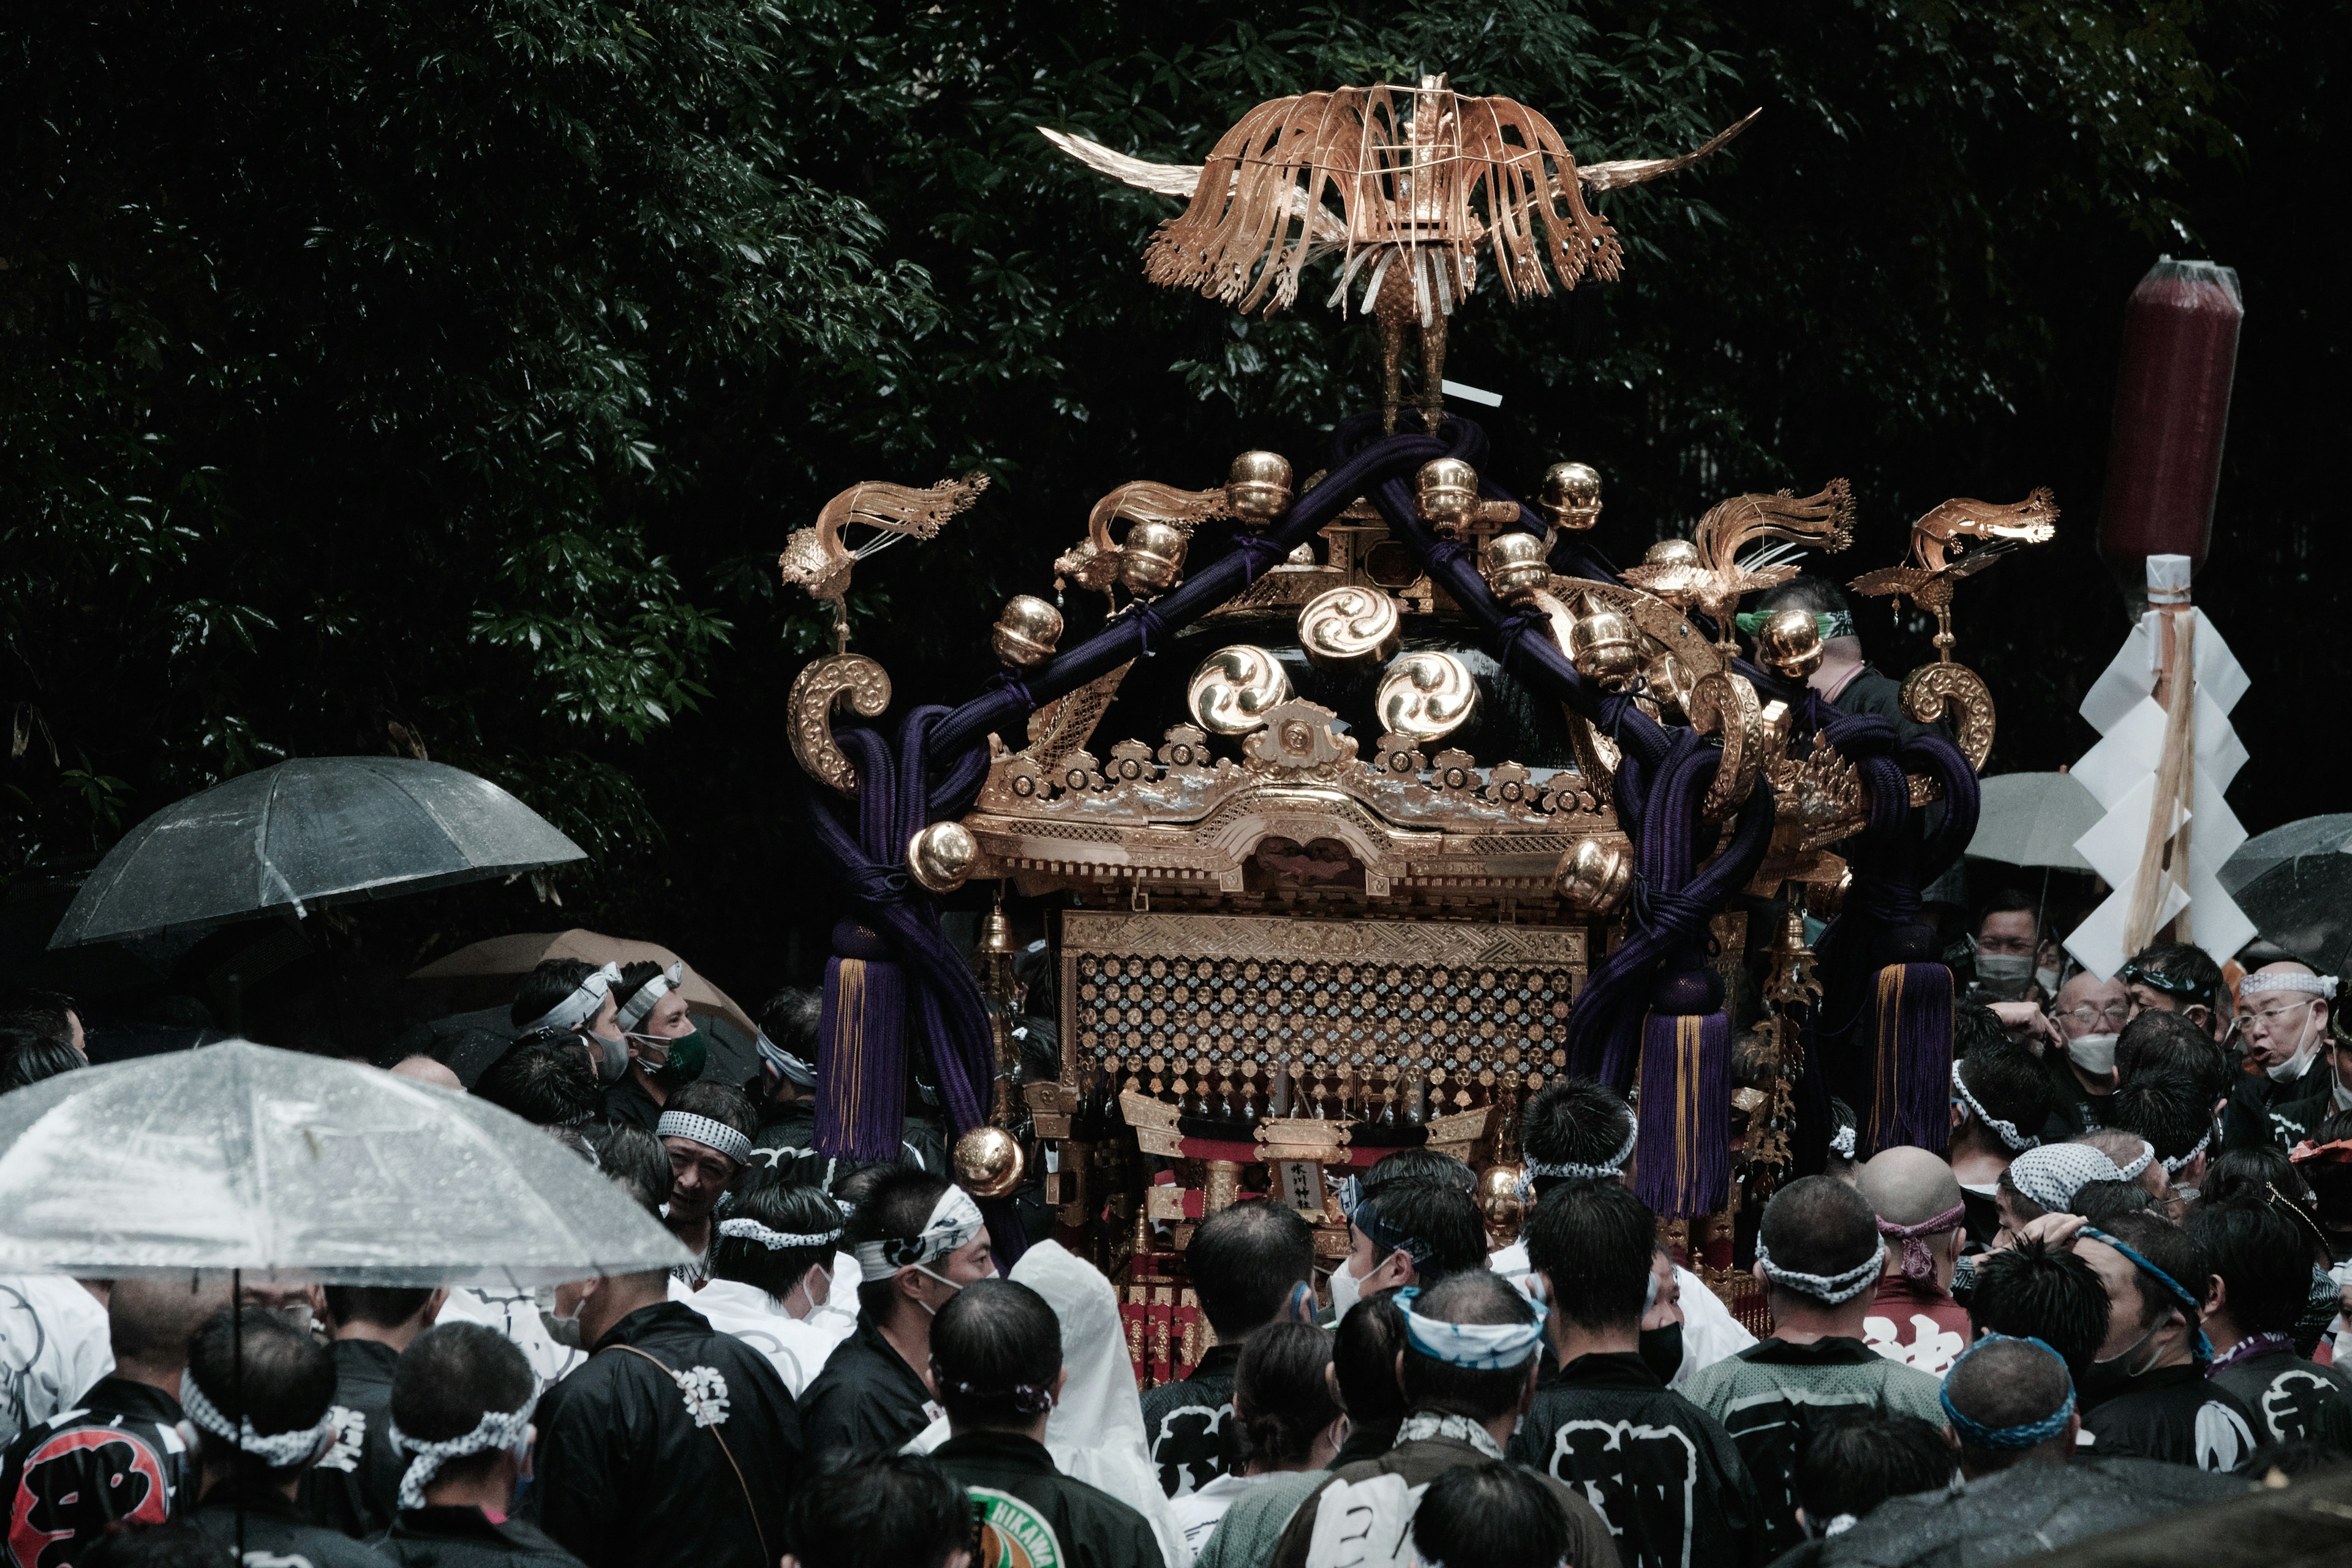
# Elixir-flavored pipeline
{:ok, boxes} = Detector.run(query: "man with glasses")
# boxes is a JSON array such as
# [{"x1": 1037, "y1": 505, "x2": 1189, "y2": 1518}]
[
  {"x1": 2039, "y1": 970, "x2": 2133, "y2": 1137},
  {"x1": 2221, "y1": 962, "x2": 2338, "y2": 1150}
]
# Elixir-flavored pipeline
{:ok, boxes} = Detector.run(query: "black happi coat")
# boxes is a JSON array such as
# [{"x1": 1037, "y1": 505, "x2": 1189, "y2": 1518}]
[
  {"x1": 2223, "y1": 1057, "x2": 2326, "y2": 1151},
  {"x1": 1510, "y1": 1352, "x2": 1765, "y2": 1568},
  {"x1": 2208, "y1": 1348, "x2": 2352, "y2": 1446},
  {"x1": 529, "y1": 1302, "x2": 799, "y2": 1568},
  {"x1": 194, "y1": 1488, "x2": 396, "y2": 1567},
  {"x1": 2080, "y1": 1363, "x2": 2257, "y2": 1472},
  {"x1": 932, "y1": 1431, "x2": 1163, "y2": 1568},
  {"x1": 303, "y1": 1338, "x2": 407, "y2": 1539},
  {"x1": 0, "y1": 1374, "x2": 197, "y2": 1568},
  {"x1": 796, "y1": 1319, "x2": 936, "y2": 1457},
  {"x1": 377, "y1": 1505, "x2": 587, "y2": 1567},
  {"x1": 1137, "y1": 1342, "x2": 1239, "y2": 1498}
]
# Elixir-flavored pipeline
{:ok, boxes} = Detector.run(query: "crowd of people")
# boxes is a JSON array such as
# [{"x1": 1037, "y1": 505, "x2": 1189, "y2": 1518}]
[{"x1": 2, "y1": 921, "x2": 2351, "y2": 1568}]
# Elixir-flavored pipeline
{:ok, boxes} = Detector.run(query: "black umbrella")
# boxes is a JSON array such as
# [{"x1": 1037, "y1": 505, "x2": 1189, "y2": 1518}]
[
  {"x1": 2221, "y1": 814, "x2": 2352, "y2": 974},
  {"x1": 1823, "y1": 1457, "x2": 2247, "y2": 1567},
  {"x1": 48, "y1": 758, "x2": 585, "y2": 948}
]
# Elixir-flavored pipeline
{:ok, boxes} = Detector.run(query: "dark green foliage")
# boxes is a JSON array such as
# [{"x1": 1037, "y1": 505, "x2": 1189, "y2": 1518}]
[{"x1": 4, "y1": 1, "x2": 2343, "y2": 996}]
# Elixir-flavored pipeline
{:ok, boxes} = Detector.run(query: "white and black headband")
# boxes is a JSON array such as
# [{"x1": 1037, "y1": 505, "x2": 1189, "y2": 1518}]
[
  {"x1": 1754, "y1": 1235, "x2": 1881, "y2": 1305},
  {"x1": 521, "y1": 961, "x2": 623, "y2": 1035},
  {"x1": 656, "y1": 1110, "x2": 753, "y2": 1165},
  {"x1": 181, "y1": 1376, "x2": 336, "y2": 1469},
  {"x1": 2241, "y1": 972, "x2": 2337, "y2": 1000},
  {"x1": 718, "y1": 1216, "x2": 843, "y2": 1251},
  {"x1": 854, "y1": 1185, "x2": 984, "y2": 1282},
  {"x1": 756, "y1": 1027, "x2": 817, "y2": 1089},
  {"x1": 617, "y1": 962, "x2": 686, "y2": 1033},
  {"x1": 387, "y1": 1376, "x2": 541, "y2": 1510}
]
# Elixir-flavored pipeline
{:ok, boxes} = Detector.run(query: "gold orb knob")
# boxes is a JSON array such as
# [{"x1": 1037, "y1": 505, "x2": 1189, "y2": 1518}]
[
  {"x1": 1226, "y1": 451, "x2": 1295, "y2": 525},
  {"x1": 991, "y1": 595, "x2": 1063, "y2": 669},
  {"x1": 1297, "y1": 586, "x2": 1402, "y2": 673},
  {"x1": 1755, "y1": 607, "x2": 1825, "y2": 679},
  {"x1": 906, "y1": 820, "x2": 978, "y2": 894},
  {"x1": 1118, "y1": 519, "x2": 1188, "y2": 596},
  {"x1": 1416, "y1": 458, "x2": 1480, "y2": 526},
  {"x1": 1477, "y1": 1163, "x2": 1527, "y2": 1246},
  {"x1": 1481, "y1": 532, "x2": 1551, "y2": 604},
  {"x1": 1566, "y1": 595, "x2": 1641, "y2": 690},
  {"x1": 1643, "y1": 538, "x2": 1700, "y2": 568},
  {"x1": 1555, "y1": 837, "x2": 1633, "y2": 915},
  {"x1": 1186, "y1": 645, "x2": 1293, "y2": 735},
  {"x1": 953, "y1": 1125, "x2": 1024, "y2": 1199},
  {"x1": 1537, "y1": 462, "x2": 1603, "y2": 530},
  {"x1": 1375, "y1": 652, "x2": 1480, "y2": 744}
]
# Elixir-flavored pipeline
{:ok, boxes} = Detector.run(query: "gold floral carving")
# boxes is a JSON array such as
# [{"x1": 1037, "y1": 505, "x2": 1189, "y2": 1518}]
[
  {"x1": 1688, "y1": 670, "x2": 1764, "y2": 822},
  {"x1": 787, "y1": 654, "x2": 891, "y2": 797},
  {"x1": 1901, "y1": 663, "x2": 1996, "y2": 772}
]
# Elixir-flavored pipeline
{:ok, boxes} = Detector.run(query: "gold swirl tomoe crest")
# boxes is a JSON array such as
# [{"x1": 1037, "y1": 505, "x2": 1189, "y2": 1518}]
[
  {"x1": 1186, "y1": 646, "x2": 1293, "y2": 735},
  {"x1": 1376, "y1": 652, "x2": 1479, "y2": 743},
  {"x1": 1297, "y1": 586, "x2": 1402, "y2": 673}
]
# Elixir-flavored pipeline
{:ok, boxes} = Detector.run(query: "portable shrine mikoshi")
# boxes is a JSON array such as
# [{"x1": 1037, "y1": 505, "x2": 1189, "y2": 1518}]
[{"x1": 777, "y1": 73, "x2": 2052, "y2": 1371}]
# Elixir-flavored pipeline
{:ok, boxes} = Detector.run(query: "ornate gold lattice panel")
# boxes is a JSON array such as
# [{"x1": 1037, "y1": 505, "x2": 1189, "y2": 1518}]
[{"x1": 1059, "y1": 911, "x2": 1588, "y2": 1117}]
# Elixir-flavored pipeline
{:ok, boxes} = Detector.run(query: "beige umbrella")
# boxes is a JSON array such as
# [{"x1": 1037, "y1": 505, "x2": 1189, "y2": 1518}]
[{"x1": 409, "y1": 929, "x2": 757, "y2": 1038}]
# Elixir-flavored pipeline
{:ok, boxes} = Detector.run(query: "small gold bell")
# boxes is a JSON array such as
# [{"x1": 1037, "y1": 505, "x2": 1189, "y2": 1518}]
[
  {"x1": 1566, "y1": 595, "x2": 1641, "y2": 689},
  {"x1": 906, "y1": 820, "x2": 978, "y2": 894},
  {"x1": 1537, "y1": 462, "x2": 1603, "y2": 531},
  {"x1": 1755, "y1": 607, "x2": 1825, "y2": 679},
  {"x1": 990, "y1": 595, "x2": 1063, "y2": 669},
  {"x1": 1226, "y1": 451, "x2": 1294, "y2": 525},
  {"x1": 952, "y1": 1125, "x2": 1024, "y2": 1199},
  {"x1": 1480, "y1": 531, "x2": 1551, "y2": 605},
  {"x1": 1118, "y1": 519, "x2": 1188, "y2": 596}
]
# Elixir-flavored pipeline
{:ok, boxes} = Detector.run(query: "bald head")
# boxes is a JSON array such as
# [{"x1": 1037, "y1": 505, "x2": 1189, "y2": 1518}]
[
  {"x1": 391, "y1": 1055, "x2": 463, "y2": 1091},
  {"x1": 1860, "y1": 1147, "x2": 1966, "y2": 1291},
  {"x1": 2054, "y1": 971, "x2": 2129, "y2": 1041}
]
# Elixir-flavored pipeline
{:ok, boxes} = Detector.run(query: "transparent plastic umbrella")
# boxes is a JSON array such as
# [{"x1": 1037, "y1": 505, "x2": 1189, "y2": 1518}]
[
  {"x1": 2220, "y1": 815, "x2": 2352, "y2": 974},
  {"x1": 1966, "y1": 771, "x2": 2103, "y2": 871},
  {"x1": 0, "y1": 1041, "x2": 689, "y2": 1284},
  {"x1": 47, "y1": 757, "x2": 586, "y2": 948}
]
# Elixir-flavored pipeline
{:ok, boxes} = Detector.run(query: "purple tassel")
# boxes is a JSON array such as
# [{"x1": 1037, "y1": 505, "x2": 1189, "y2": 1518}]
[
  {"x1": 1634, "y1": 1008, "x2": 1731, "y2": 1218},
  {"x1": 1865, "y1": 962, "x2": 1952, "y2": 1158},
  {"x1": 815, "y1": 920, "x2": 907, "y2": 1161}
]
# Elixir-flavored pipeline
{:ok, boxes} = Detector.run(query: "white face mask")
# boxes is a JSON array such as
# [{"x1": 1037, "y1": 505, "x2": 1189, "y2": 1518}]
[
  {"x1": 1327, "y1": 1255, "x2": 1368, "y2": 1319},
  {"x1": 2264, "y1": 1010, "x2": 2323, "y2": 1082},
  {"x1": 1974, "y1": 952, "x2": 2035, "y2": 1000},
  {"x1": 2068, "y1": 1033, "x2": 2119, "y2": 1077},
  {"x1": 786, "y1": 1264, "x2": 831, "y2": 1321},
  {"x1": 910, "y1": 1262, "x2": 994, "y2": 1317},
  {"x1": 2037, "y1": 967, "x2": 2063, "y2": 998}
]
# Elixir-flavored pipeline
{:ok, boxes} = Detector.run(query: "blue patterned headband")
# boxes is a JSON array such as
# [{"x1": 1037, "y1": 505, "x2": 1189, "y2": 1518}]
[
  {"x1": 2081, "y1": 1226, "x2": 2214, "y2": 1363},
  {"x1": 1939, "y1": 1334, "x2": 2075, "y2": 1449}
]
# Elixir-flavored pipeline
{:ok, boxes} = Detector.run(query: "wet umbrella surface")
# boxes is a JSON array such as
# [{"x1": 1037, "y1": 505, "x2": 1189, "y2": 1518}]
[
  {"x1": 48, "y1": 756, "x2": 585, "y2": 948},
  {"x1": 2220, "y1": 814, "x2": 2352, "y2": 974},
  {"x1": 0, "y1": 1040, "x2": 688, "y2": 1285}
]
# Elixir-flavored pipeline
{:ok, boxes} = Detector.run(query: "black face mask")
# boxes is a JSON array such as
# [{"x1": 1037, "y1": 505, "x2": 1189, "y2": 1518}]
[
  {"x1": 1639, "y1": 1324, "x2": 1685, "y2": 1384},
  {"x1": 2076, "y1": 1317, "x2": 2167, "y2": 1408}
]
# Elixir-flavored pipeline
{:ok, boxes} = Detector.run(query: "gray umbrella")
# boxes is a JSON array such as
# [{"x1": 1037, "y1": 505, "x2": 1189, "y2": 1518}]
[
  {"x1": 1823, "y1": 1457, "x2": 2247, "y2": 1567},
  {"x1": 0, "y1": 1040, "x2": 688, "y2": 1285},
  {"x1": 2218, "y1": 814, "x2": 2352, "y2": 974},
  {"x1": 1966, "y1": 771, "x2": 2103, "y2": 872},
  {"x1": 48, "y1": 757, "x2": 585, "y2": 948}
]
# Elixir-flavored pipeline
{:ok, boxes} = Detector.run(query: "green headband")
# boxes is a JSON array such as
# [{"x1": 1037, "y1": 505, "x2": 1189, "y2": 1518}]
[{"x1": 1733, "y1": 609, "x2": 1855, "y2": 640}]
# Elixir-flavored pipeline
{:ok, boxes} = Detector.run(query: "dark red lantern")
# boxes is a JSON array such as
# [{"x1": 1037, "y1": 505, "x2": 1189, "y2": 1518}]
[{"x1": 2098, "y1": 257, "x2": 2243, "y2": 592}]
